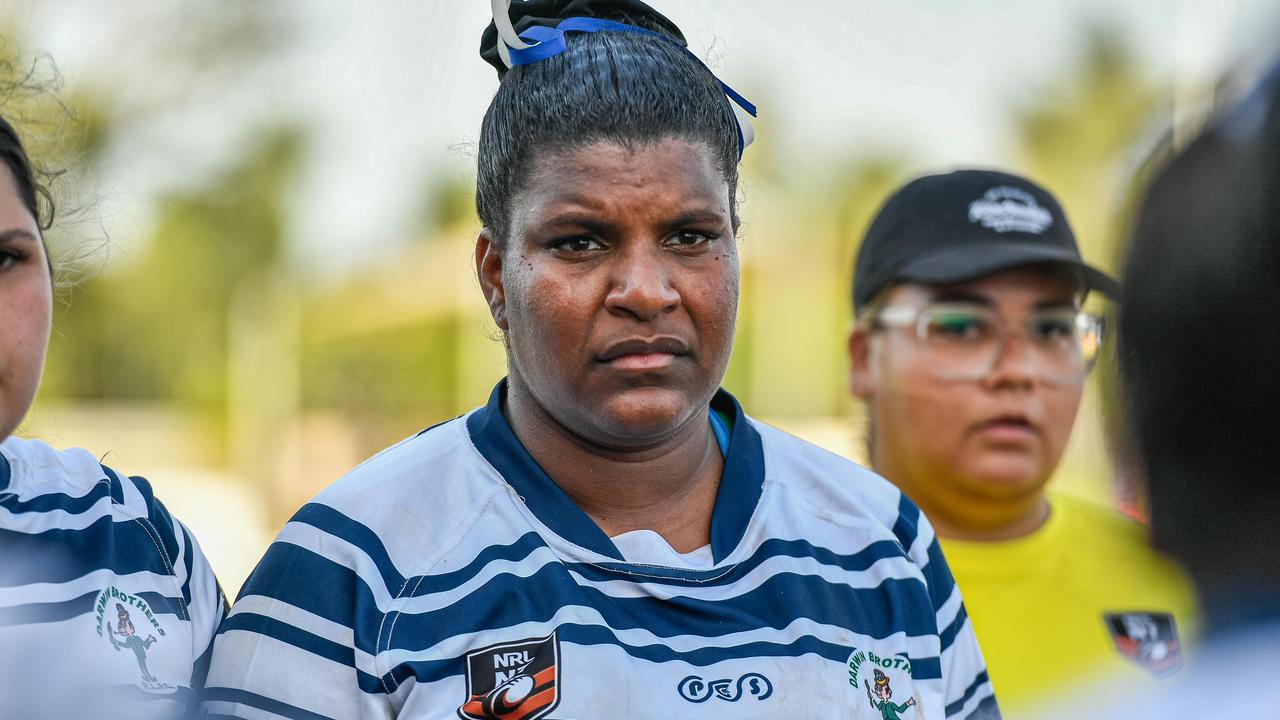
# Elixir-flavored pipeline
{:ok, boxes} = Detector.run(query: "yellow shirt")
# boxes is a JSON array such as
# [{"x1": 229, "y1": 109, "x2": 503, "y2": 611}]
[{"x1": 939, "y1": 493, "x2": 1198, "y2": 715}]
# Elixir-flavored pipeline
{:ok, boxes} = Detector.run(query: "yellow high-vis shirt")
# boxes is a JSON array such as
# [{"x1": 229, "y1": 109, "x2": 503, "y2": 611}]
[{"x1": 939, "y1": 492, "x2": 1198, "y2": 715}]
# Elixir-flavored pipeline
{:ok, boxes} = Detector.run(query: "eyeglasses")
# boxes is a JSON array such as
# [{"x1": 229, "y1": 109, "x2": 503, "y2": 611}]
[{"x1": 871, "y1": 302, "x2": 1105, "y2": 384}]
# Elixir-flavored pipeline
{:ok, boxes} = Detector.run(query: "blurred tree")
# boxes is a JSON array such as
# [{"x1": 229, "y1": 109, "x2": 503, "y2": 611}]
[
  {"x1": 1013, "y1": 23, "x2": 1170, "y2": 271},
  {"x1": 43, "y1": 129, "x2": 301, "y2": 422}
]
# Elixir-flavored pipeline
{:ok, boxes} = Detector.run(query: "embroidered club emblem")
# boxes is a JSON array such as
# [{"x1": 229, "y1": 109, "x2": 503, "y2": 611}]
[
  {"x1": 967, "y1": 185, "x2": 1054, "y2": 234},
  {"x1": 459, "y1": 632, "x2": 560, "y2": 720},
  {"x1": 94, "y1": 585, "x2": 173, "y2": 691},
  {"x1": 1104, "y1": 611, "x2": 1182, "y2": 676},
  {"x1": 846, "y1": 646, "x2": 922, "y2": 718}
]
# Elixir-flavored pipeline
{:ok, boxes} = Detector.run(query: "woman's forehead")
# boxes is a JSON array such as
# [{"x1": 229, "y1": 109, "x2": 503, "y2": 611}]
[{"x1": 513, "y1": 138, "x2": 731, "y2": 225}]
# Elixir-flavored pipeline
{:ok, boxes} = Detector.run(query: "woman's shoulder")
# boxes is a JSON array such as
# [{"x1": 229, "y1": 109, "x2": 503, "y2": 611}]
[
  {"x1": 748, "y1": 418, "x2": 909, "y2": 533},
  {"x1": 295, "y1": 413, "x2": 509, "y2": 553},
  {"x1": 1, "y1": 435, "x2": 113, "y2": 498},
  {"x1": 313, "y1": 413, "x2": 496, "y2": 505}
]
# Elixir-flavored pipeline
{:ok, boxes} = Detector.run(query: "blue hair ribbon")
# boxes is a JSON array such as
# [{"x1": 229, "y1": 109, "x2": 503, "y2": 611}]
[{"x1": 504, "y1": 17, "x2": 757, "y2": 156}]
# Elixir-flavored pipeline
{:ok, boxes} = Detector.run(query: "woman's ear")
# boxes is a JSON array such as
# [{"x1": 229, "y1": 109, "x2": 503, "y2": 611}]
[
  {"x1": 848, "y1": 324, "x2": 875, "y2": 401},
  {"x1": 476, "y1": 229, "x2": 509, "y2": 331}
]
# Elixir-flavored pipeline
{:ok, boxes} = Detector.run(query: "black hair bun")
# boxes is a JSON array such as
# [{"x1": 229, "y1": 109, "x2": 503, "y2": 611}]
[{"x1": 480, "y1": 0, "x2": 686, "y2": 77}]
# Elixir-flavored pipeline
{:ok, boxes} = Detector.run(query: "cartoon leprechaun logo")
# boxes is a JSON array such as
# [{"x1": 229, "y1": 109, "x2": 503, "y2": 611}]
[
  {"x1": 94, "y1": 586, "x2": 172, "y2": 691},
  {"x1": 847, "y1": 646, "x2": 922, "y2": 719},
  {"x1": 865, "y1": 669, "x2": 917, "y2": 720}
]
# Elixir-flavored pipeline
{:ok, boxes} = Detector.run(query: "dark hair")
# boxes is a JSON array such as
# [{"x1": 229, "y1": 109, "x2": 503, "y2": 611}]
[
  {"x1": 0, "y1": 113, "x2": 52, "y2": 231},
  {"x1": 1118, "y1": 64, "x2": 1280, "y2": 587},
  {"x1": 476, "y1": 21, "x2": 741, "y2": 244}
]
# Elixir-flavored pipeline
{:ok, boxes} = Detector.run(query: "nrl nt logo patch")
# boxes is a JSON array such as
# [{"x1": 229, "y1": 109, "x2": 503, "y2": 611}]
[
  {"x1": 459, "y1": 632, "x2": 560, "y2": 720},
  {"x1": 1104, "y1": 611, "x2": 1182, "y2": 677}
]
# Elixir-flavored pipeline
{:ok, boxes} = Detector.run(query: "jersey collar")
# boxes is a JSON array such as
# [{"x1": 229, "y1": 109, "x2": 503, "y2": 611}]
[{"x1": 466, "y1": 379, "x2": 766, "y2": 564}]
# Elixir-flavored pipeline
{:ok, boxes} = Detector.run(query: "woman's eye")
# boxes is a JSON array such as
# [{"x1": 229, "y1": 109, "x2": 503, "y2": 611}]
[
  {"x1": 0, "y1": 251, "x2": 20, "y2": 271},
  {"x1": 928, "y1": 312, "x2": 987, "y2": 340},
  {"x1": 1032, "y1": 316, "x2": 1076, "y2": 342},
  {"x1": 551, "y1": 237, "x2": 603, "y2": 254},
  {"x1": 665, "y1": 231, "x2": 715, "y2": 249}
]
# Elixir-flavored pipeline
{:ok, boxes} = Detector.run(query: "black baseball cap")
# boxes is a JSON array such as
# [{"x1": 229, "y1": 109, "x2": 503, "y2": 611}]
[{"x1": 851, "y1": 168, "x2": 1120, "y2": 313}]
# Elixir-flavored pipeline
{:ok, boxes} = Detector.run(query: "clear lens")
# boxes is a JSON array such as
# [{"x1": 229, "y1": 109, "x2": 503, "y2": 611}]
[{"x1": 884, "y1": 303, "x2": 1104, "y2": 384}]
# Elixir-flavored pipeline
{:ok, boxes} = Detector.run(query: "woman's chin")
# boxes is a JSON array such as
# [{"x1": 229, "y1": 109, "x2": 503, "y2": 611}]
[{"x1": 591, "y1": 388, "x2": 700, "y2": 445}]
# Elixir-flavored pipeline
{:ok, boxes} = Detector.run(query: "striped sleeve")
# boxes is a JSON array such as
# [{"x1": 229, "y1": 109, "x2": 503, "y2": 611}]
[
  {"x1": 203, "y1": 503, "x2": 396, "y2": 720},
  {"x1": 122, "y1": 473, "x2": 229, "y2": 691},
  {"x1": 893, "y1": 494, "x2": 1001, "y2": 719}
]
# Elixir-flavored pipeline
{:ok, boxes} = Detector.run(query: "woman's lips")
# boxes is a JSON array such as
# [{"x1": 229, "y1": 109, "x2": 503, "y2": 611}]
[
  {"x1": 973, "y1": 418, "x2": 1039, "y2": 444},
  {"x1": 606, "y1": 351, "x2": 679, "y2": 370},
  {"x1": 596, "y1": 336, "x2": 690, "y2": 370}
]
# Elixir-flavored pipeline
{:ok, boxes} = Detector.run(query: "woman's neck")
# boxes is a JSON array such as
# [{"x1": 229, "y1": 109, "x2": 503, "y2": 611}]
[{"x1": 504, "y1": 380, "x2": 724, "y2": 554}]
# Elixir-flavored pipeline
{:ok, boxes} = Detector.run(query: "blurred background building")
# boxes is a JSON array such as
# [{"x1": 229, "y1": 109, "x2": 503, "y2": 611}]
[{"x1": 2, "y1": 0, "x2": 1277, "y2": 595}]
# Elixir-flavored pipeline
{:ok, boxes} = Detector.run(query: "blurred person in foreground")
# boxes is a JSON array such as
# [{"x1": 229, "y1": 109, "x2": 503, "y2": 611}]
[
  {"x1": 201, "y1": 1, "x2": 999, "y2": 717},
  {"x1": 846, "y1": 169, "x2": 1198, "y2": 713},
  {"x1": 1043, "y1": 58, "x2": 1280, "y2": 718},
  {"x1": 0, "y1": 109, "x2": 225, "y2": 716}
]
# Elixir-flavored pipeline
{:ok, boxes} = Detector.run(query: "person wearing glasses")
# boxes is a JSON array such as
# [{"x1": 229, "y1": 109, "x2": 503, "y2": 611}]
[{"x1": 846, "y1": 169, "x2": 1196, "y2": 712}]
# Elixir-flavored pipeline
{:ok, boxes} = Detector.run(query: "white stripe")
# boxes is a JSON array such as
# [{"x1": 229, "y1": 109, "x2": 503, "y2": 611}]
[
  {"x1": 206, "y1": 631, "x2": 373, "y2": 719},
  {"x1": 229, "y1": 595, "x2": 379, "y2": 678},
  {"x1": 0, "y1": 566, "x2": 179, "y2": 606},
  {"x1": 948, "y1": 678, "x2": 996, "y2": 718}
]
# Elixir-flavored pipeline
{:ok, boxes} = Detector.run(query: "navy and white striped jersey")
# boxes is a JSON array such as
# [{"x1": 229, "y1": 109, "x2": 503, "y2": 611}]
[
  {"x1": 205, "y1": 383, "x2": 999, "y2": 719},
  {"x1": 0, "y1": 436, "x2": 226, "y2": 720}
]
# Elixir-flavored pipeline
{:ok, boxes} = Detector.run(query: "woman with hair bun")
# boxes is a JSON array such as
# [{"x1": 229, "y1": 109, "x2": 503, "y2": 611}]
[
  {"x1": 0, "y1": 111, "x2": 225, "y2": 718},
  {"x1": 203, "y1": 2, "x2": 1000, "y2": 718}
]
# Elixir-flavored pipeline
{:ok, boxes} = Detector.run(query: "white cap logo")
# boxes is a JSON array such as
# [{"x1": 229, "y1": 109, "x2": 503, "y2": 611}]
[{"x1": 967, "y1": 186, "x2": 1054, "y2": 234}]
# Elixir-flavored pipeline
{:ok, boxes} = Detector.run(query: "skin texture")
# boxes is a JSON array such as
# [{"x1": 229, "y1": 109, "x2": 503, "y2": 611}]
[
  {"x1": 0, "y1": 165, "x2": 51, "y2": 443},
  {"x1": 848, "y1": 267, "x2": 1084, "y2": 541},
  {"x1": 475, "y1": 138, "x2": 739, "y2": 552}
]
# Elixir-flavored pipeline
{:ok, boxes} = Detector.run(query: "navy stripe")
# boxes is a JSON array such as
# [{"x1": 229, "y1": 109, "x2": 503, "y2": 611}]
[
  {"x1": 891, "y1": 493, "x2": 922, "y2": 555},
  {"x1": 892, "y1": 494, "x2": 958, "y2": 614},
  {"x1": 0, "y1": 481, "x2": 112, "y2": 515},
  {"x1": 402, "y1": 531, "x2": 548, "y2": 597},
  {"x1": 203, "y1": 687, "x2": 338, "y2": 720},
  {"x1": 234, "y1": 542, "x2": 385, "y2": 654},
  {"x1": 0, "y1": 589, "x2": 98, "y2": 627},
  {"x1": 939, "y1": 604, "x2": 969, "y2": 652},
  {"x1": 0, "y1": 514, "x2": 183, "y2": 587},
  {"x1": 0, "y1": 450, "x2": 10, "y2": 493},
  {"x1": 0, "y1": 590, "x2": 182, "y2": 630},
  {"x1": 289, "y1": 503, "x2": 408, "y2": 597},
  {"x1": 922, "y1": 536, "x2": 957, "y2": 612},
  {"x1": 178, "y1": 523, "x2": 196, "y2": 607},
  {"x1": 961, "y1": 693, "x2": 1001, "y2": 720},
  {"x1": 387, "y1": 624, "x2": 944, "y2": 687},
  {"x1": 573, "y1": 537, "x2": 907, "y2": 586},
  {"x1": 383, "y1": 564, "x2": 939, "y2": 653},
  {"x1": 946, "y1": 671, "x2": 993, "y2": 717},
  {"x1": 124, "y1": 473, "x2": 182, "y2": 568},
  {"x1": 218, "y1": 612, "x2": 386, "y2": 693}
]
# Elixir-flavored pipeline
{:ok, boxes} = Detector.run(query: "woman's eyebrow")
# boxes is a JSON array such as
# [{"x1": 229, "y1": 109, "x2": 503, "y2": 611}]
[
  {"x1": 0, "y1": 228, "x2": 38, "y2": 244},
  {"x1": 927, "y1": 290, "x2": 992, "y2": 306},
  {"x1": 663, "y1": 209, "x2": 728, "y2": 229},
  {"x1": 534, "y1": 211, "x2": 616, "y2": 236}
]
